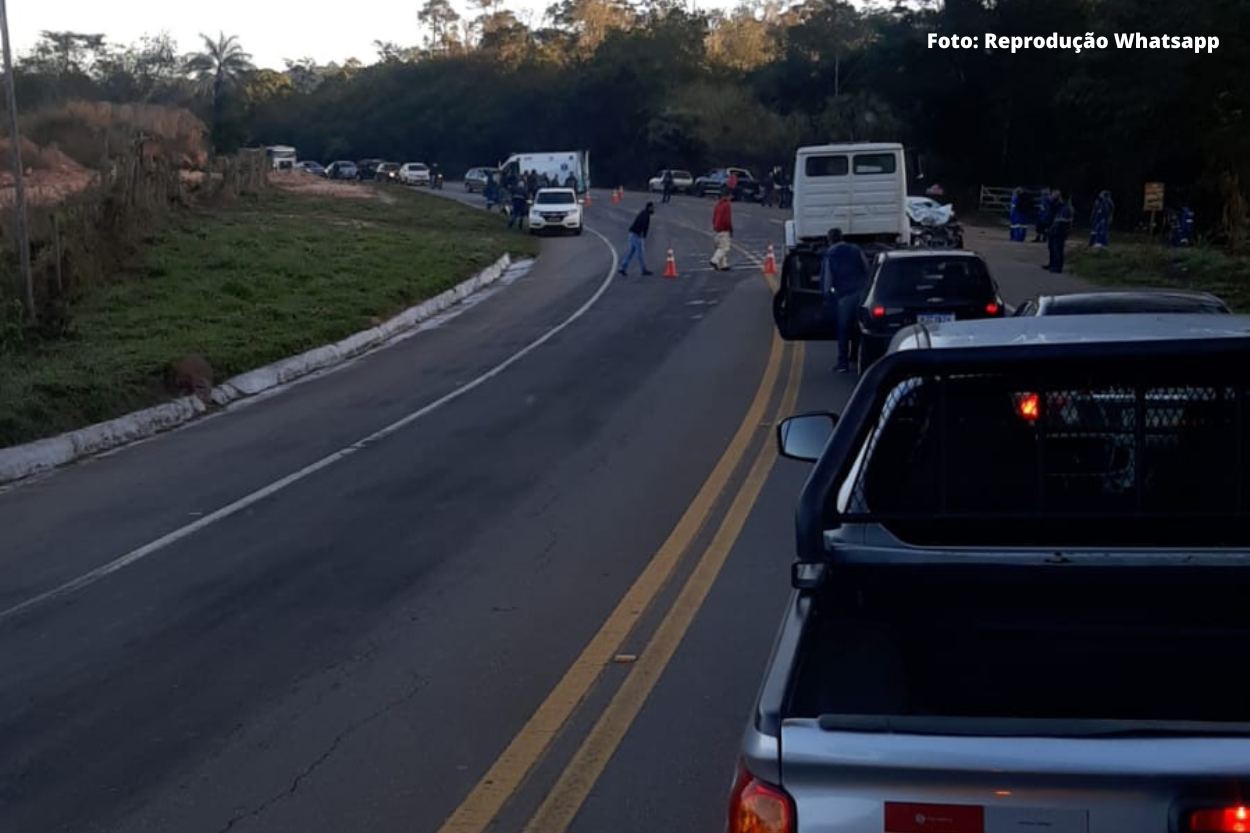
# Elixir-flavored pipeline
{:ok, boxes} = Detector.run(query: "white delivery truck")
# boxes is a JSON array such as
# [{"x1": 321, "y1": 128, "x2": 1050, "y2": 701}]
[
  {"x1": 784, "y1": 142, "x2": 909, "y2": 250},
  {"x1": 499, "y1": 150, "x2": 590, "y2": 193},
  {"x1": 265, "y1": 145, "x2": 298, "y2": 171}
]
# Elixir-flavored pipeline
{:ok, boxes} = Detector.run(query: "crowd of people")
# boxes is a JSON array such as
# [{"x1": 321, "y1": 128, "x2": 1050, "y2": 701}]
[{"x1": 482, "y1": 168, "x2": 580, "y2": 231}]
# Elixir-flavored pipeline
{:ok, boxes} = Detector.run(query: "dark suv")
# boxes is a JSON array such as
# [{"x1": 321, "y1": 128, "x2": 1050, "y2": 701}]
[
  {"x1": 857, "y1": 250, "x2": 1004, "y2": 371},
  {"x1": 694, "y1": 167, "x2": 760, "y2": 200}
]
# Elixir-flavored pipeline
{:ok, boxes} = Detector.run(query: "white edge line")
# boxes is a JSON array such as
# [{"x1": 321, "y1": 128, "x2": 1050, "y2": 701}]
[{"x1": 0, "y1": 230, "x2": 620, "y2": 624}]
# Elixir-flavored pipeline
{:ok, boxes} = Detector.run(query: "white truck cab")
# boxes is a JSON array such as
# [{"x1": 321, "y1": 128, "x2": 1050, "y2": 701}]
[{"x1": 785, "y1": 143, "x2": 909, "y2": 249}]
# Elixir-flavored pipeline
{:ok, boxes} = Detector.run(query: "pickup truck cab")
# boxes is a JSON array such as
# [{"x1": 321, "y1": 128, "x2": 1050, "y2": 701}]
[{"x1": 735, "y1": 314, "x2": 1250, "y2": 833}]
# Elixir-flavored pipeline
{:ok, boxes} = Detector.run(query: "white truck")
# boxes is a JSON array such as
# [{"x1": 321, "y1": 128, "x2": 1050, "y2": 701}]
[
  {"x1": 784, "y1": 142, "x2": 909, "y2": 250},
  {"x1": 265, "y1": 145, "x2": 297, "y2": 171},
  {"x1": 499, "y1": 150, "x2": 590, "y2": 193}
]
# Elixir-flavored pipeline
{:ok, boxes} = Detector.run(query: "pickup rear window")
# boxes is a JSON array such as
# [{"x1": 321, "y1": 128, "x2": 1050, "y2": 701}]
[
  {"x1": 874, "y1": 257, "x2": 993, "y2": 305},
  {"x1": 838, "y1": 373, "x2": 1250, "y2": 546}
]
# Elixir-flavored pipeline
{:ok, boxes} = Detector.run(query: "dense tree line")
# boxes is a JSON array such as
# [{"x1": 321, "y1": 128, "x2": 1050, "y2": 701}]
[{"x1": 12, "y1": 0, "x2": 1250, "y2": 240}]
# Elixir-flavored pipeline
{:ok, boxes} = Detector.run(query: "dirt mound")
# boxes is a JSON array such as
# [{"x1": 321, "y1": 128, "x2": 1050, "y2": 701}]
[
  {"x1": 270, "y1": 170, "x2": 378, "y2": 200},
  {"x1": 23, "y1": 100, "x2": 209, "y2": 170},
  {"x1": 0, "y1": 136, "x2": 94, "y2": 205}
]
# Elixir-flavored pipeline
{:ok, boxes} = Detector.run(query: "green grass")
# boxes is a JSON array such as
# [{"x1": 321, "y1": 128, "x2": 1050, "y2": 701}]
[
  {"x1": 0, "y1": 186, "x2": 537, "y2": 447},
  {"x1": 1068, "y1": 242, "x2": 1250, "y2": 313}
]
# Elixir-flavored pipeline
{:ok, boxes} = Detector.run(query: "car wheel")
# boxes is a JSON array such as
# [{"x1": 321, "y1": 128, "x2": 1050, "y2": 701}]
[{"x1": 574, "y1": 226, "x2": 583, "y2": 236}]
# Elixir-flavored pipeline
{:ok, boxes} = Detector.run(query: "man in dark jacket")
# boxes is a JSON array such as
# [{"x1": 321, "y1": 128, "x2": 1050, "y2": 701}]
[
  {"x1": 661, "y1": 169, "x2": 674, "y2": 204},
  {"x1": 820, "y1": 227, "x2": 869, "y2": 373},
  {"x1": 619, "y1": 202, "x2": 656, "y2": 276},
  {"x1": 1045, "y1": 190, "x2": 1073, "y2": 272},
  {"x1": 508, "y1": 180, "x2": 529, "y2": 231}
]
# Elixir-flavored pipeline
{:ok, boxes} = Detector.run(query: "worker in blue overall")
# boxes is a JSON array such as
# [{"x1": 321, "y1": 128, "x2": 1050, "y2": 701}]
[
  {"x1": 1009, "y1": 187, "x2": 1028, "y2": 241},
  {"x1": 1089, "y1": 190, "x2": 1114, "y2": 247},
  {"x1": 1045, "y1": 190, "x2": 1073, "y2": 272}
]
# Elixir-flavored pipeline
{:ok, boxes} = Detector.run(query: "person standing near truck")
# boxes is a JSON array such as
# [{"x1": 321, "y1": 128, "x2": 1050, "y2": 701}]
[
  {"x1": 709, "y1": 194, "x2": 733, "y2": 271},
  {"x1": 820, "y1": 227, "x2": 869, "y2": 373},
  {"x1": 508, "y1": 180, "x2": 529, "y2": 231},
  {"x1": 618, "y1": 202, "x2": 656, "y2": 277},
  {"x1": 1045, "y1": 190, "x2": 1074, "y2": 272}
]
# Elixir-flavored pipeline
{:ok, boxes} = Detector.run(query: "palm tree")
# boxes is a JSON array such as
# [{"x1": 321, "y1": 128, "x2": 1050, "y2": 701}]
[{"x1": 185, "y1": 32, "x2": 254, "y2": 147}]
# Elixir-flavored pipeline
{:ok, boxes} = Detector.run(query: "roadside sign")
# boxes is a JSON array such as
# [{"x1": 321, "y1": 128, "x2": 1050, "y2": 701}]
[{"x1": 1143, "y1": 182, "x2": 1165, "y2": 211}]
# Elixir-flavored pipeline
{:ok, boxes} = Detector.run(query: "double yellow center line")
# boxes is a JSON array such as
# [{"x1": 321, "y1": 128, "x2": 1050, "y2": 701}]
[{"x1": 436, "y1": 262, "x2": 800, "y2": 833}]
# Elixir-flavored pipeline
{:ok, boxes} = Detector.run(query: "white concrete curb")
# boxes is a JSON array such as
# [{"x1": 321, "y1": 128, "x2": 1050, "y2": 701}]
[{"x1": 0, "y1": 254, "x2": 524, "y2": 485}]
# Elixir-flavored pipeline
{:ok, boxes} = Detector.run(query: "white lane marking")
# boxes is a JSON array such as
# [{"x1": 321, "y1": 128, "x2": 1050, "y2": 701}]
[{"x1": 0, "y1": 231, "x2": 620, "y2": 624}]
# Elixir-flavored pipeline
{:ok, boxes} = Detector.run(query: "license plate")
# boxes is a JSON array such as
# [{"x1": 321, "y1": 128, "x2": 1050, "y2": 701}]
[{"x1": 917, "y1": 312, "x2": 956, "y2": 324}]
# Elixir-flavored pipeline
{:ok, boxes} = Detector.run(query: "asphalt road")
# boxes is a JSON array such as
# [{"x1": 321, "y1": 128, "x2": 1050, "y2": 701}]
[{"x1": 0, "y1": 186, "x2": 1087, "y2": 833}]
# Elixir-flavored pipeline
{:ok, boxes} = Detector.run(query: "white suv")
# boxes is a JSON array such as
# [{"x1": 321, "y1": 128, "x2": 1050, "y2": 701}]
[
  {"x1": 528, "y1": 188, "x2": 583, "y2": 235},
  {"x1": 399, "y1": 162, "x2": 431, "y2": 186}
]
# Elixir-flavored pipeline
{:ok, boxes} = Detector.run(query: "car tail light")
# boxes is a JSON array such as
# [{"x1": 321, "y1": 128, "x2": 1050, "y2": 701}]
[
  {"x1": 728, "y1": 766, "x2": 794, "y2": 833},
  {"x1": 872, "y1": 305, "x2": 887, "y2": 318},
  {"x1": 1014, "y1": 392, "x2": 1041, "y2": 422},
  {"x1": 1188, "y1": 806, "x2": 1250, "y2": 832},
  {"x1": 985, "y1": 301, "x2": 1000, "y2": 315}
]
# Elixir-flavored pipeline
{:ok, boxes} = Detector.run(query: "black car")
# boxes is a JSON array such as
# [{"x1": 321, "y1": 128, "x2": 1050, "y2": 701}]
[
  {"x1": 375, "y1": 162, "x2": 401, "y2": 182},
  {"x1": 356, "y1": 158, "x2": 386, "y2": 180},
  {"x1": 693, "y1": 167, "x2": 760, "y2": 200},
  {"x1": 1014, "y1": 289, "x2": 1231, "y2": 316},
  {"x1": 857, "y1": 250, "x2": 1004, "y2": 371}
]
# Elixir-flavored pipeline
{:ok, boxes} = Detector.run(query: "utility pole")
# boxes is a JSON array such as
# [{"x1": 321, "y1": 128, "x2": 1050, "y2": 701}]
[{"x1": 0, "y1": 0, "x2": 33, "y2": 322}]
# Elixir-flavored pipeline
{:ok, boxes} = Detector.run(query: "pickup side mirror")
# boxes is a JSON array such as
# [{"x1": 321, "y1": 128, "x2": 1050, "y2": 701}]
[{"x1": 776, "y1": 412, "x2": 838, "y2": 462}]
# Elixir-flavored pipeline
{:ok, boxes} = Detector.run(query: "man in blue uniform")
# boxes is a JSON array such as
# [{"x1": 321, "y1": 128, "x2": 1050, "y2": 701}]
[
  {"x1": 1089, "y1": 190, "x2": 1114, "y2": 247},
  {"x1": 1009, "y1": 187, "x2": 1027, "y2": 242},
  {"x1": 820, "y1": 228, "x2": 869, "y2": 373},
  {"x1": 1045, "y1": 190, "x2": 1073, "y2": 272}
]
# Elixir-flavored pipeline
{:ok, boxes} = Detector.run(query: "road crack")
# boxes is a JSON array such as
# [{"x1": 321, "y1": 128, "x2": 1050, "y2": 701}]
[{"x1": 213, "y1": 675, "x2": 426, "y2": 833}]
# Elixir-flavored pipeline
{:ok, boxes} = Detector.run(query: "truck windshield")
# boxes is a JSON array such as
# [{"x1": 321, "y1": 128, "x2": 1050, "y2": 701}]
[{"x1": 875, "y1": 258, "x2": 993, "y2": 305}]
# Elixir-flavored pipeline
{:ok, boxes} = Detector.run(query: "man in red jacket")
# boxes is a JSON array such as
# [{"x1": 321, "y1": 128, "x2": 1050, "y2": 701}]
[{"x1": 710, "y1": 194, "x2": 733, "y2": 271}]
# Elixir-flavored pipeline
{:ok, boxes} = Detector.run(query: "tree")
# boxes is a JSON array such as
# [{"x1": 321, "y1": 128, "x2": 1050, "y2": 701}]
[
  {"x1": 418, "y1": 0, "x2": 463, "y2": 52},
  {"x1": 184, "y1": 32, "x2": 255, "y2": 149},
  {"x1": 25, "y1": 31, "x2": 106, "y2": 76}
]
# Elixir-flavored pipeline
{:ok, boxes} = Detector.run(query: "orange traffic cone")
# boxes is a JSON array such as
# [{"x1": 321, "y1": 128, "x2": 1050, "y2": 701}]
[
  {"x1": 584, "y1": 191, "x2": 593, "y2": 207},
  {"x1": 663, "y1": 249, "x2": 678, "y2": 279},
  {"x1": 612, "y1": 187, "x2": 622, "y2": 205},
  {"x1": 762, "y1": 243, "x2": 778, "y2": 277}
]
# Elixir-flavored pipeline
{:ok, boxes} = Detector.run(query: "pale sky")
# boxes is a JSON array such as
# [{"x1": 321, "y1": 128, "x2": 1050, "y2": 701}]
[{"x1": 9, "y1": 0, "x2": 728, "y2": 70}]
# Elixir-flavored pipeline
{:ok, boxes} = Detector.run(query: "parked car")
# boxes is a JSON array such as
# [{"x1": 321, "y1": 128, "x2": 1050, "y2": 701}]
[
  {"x1": 694, "y1": 167, "x2": 760, "y2": 200},
  {"x1": 740, "y1": 314, "x2": 1250, "y2": 833},
  {"x1": 464, "y1": 167, "x2": 494, "y2": 192},
  {"x1": 296, "y1": 161, "x2": 326, "y2": 177},
  {"x1": 356, "y1": 158, "x2": 385, "y2": 180},
  {"x1": 857, "y1": 249, "x2": 1004, "y2": 371},
  {"x1": 325, "y1": 160, "x2": 359, "y2": 180},
  {"x1": 1015, "y1": 289, "x2": 1232, "y2": 316},
  {"x1": 647, "y1": 169, "x2": 694, "y2": 193},
  {"x1": 375, "y1": 162, "x2": 401, "y2": 182},
  {"x1": 528, "y1": 188, "x2": 583, "y2": 235},
  {"x1": 400, "y1": 162, "x2": 431, "y2": 186}
]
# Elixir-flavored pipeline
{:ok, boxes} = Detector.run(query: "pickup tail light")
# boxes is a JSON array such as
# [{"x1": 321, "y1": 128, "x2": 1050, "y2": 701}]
[
  {"x1": 871, "y1": 305, "x2": 887, "y2": 318},
  {"x1": 1013, "y1": 391, "x2": 1041, "y2": 422},
  {"x1": 985, "y1": 301, "x2": 1000, "y2": 315},
  {"x1": 1188, "y1": 806, "x2": 1250, "y2": 832},
  {"x1": 728, "y1": 766, "x2": 794, "y2": 833}
]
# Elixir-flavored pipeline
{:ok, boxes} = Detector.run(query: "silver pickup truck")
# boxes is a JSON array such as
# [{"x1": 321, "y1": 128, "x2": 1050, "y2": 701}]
[{"x1": 733, "y1": 314, "x2": 1250, "y2": 833}]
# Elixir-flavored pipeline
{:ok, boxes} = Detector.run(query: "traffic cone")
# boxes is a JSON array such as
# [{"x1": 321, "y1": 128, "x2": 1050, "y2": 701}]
[
  {"x1": 663, "y1": 249, "x2": 678, "y2": 279},
  {"x1": 612, "y1": 187, "x2": 622, "y2": 205},
  {"x1": 584, "y1": 191, "x2": 593, "y2": 207},
  {"x1": 762, "y1": 244, "x2": 778, "y2": 277}
]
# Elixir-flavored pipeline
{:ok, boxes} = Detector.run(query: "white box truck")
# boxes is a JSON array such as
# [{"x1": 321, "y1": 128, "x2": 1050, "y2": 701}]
[
  {"x1": 500, "y1": 150, "x2": 590, "y2": 193},
  {"x1": 784, "y1": 142, "x2": 909, "y2": 250}
]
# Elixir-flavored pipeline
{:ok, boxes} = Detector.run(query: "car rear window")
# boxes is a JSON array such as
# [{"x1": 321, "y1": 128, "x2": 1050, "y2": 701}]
[
  {"x1": 853, "y1": 153, "x2": 896, "y2": 174},
  {"x1": 838, "y1": 371, "x2": 1250, "y2": 547},
  {"x1": 805, "y1": 155, "x2": 849, "y2": 177},
  {"x1": 875, "y1": 257, "x2": 993, "y2": 305},
  {"x1": 536, "y1": 191, "x2": 575, "y2": 205}
]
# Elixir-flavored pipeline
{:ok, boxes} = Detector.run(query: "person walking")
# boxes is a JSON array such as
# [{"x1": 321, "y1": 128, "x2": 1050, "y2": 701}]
[
  {"x1": 709, "y1": 194, "x2": 734, "y2": 271},
  {"x1": 619, "y1": 202, "x2": 656, "y2": 276},
  {"x1": 1089, "y1": 190, "x2": 1114, "y2": 247},
  {"x1": 508, "y1": 179, "x2": 529, "y2": 231},
  {"x1": 661, "y1": 169, "x2": 674, "y2": 204},
  {"x1": 1034, "y1": 187, "x2": 1052, "y2": 243},
  {"x1": 1045, "y1": 190, "x2": 1073, "y2": 272},
  {"x1": 820, "y1": 228, "x2": 869, "y2": 373},
  {"x1": 1009, "y1": 186, "x2": 1028, "y2": 242}
]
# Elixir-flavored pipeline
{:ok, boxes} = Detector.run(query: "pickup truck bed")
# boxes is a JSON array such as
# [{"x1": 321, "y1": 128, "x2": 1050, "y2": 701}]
[{"x1": 788, "y1": 565, "x2": 1250, "y2": 727}]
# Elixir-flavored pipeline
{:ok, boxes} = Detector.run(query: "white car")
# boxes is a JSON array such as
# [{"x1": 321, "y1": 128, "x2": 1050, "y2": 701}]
[
  {"x1": 528, "y1": 188, "x2": 583, "y2": 235},
  {"x1": 647, "y1": 169, "x2": 694, "y2": 193},
  {"x1": 399, "y1": 162, "x2": 431, "y2": 186}
]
